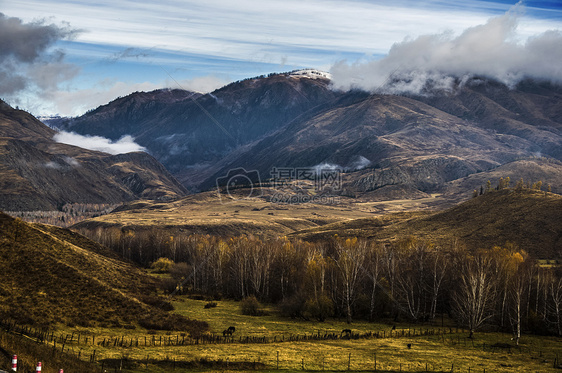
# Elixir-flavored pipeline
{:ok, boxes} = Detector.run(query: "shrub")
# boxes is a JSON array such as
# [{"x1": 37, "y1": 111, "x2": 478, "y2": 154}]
[
  {"x1": 150, "y1": 257, "x2": 174, "y2": 273},
  {"x1": 240, "y1": 295, "x2": 266, "y2": 316},
  {"x1": 304, "y1": 294, "x2": 333, "y2": 322},
  {"x1": 140, "y1": 295, "x2": 175, "y2": 311},
  {"x1": 278, "y1": 294, "x2": 306, "y2": 319},
  {"x1": 161, "y1": 277, "x2": 179, "y2": 294}
]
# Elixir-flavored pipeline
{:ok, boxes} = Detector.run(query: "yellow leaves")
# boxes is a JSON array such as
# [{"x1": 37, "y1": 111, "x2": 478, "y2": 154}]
[
  {"x1": 282, "y1": 241, "x2": 294, "y2": 253},
  {"x1": 511, "y1": 252, "x2": 524, "y2": 264},
  {"x1": 337, "y1": 237, "x2": 358, "y2": 249}
]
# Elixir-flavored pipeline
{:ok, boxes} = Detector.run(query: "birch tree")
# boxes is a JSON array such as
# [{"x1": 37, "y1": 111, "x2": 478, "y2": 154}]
[
  {"x1": 453, "y1": 250, "x2": 496, "y2": 338},
  {"x1": 333, "y1": 238, "x2": 367, "y2": 324}
]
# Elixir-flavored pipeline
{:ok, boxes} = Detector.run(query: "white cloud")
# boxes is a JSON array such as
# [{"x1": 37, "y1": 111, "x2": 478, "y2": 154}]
[
  {"x1": 33, "y1": 75, "x2": 228, "y2": 117},
  {"x1": 44, "y1": 161, "x2": 62, "y2": 169},
  {"x1": 172, "y1": 75, "x2": 229, "y2": 94},
  {"x1": 43, "y1": 156, "x2": 80, "y2": 169},
  {"x1": 45, "y1": 80, "x2": 161, "y2": 116},
  {"x1": 330, "y1": 6, "x2": 562, "y2": 94},
  {"x1": 349, "y1": 156, "x2": 371, "y2": 171},
  {"x1": 53, "y1": 131, "x2": 146, "y2": 154},
  {"x1": 313, "y1": 162, "x2": 342, "y2": 174}
]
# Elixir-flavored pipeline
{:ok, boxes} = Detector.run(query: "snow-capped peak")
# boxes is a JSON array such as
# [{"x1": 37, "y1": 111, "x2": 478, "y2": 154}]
[{"x1": 288, "y1": 69, "x2": 332, "y2": 80}]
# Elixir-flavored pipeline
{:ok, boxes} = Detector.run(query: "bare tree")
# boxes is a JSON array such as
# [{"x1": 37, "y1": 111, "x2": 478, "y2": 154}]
[
  {"x1": 395, "y1": 239, "x2": 429, "y2": 321},
  {"x1": 453, "y1": 250, "x2": 496, "y2": 338},
  {"x1": 428, "y1": 249, "x2": 448, "y2": 320},
  {"x1": 382, "y1": 243, "x2": 398, "y2": 317},
  {"x1": 333, "y1": 238, "x2": 367, "y2": 324},
  {"x1": 365, "y1": 242, "x2": 383, "y2": 321},
  {"x1": 547, "y1": 273, "x2": 562, "y2": 336},
  {"x1": 508, "y1": 252, "x2": 530, "y2": 345},
  {"x1": 248, "y1": 238, "x2": 273, "y2": 299}
]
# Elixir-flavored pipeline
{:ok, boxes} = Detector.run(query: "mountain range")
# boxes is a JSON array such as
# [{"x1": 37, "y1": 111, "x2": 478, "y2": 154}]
[{"x1": 45, "y1": 70, "x2": 562, "y2": 202}]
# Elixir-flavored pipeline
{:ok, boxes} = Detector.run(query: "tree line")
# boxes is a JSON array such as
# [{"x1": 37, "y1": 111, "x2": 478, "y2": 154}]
[
  {"x1": 74, "y1": 226, "x2": 562, "y2": 340},
  {"x1": 5, "y1": 203, "x2": 119, "y2": 228}
]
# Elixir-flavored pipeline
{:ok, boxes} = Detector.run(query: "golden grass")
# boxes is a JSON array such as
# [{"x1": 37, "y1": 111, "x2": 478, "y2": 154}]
[
  {"x1": 48, "y1": 296, "x2": 562, "y2": 373},
  {"x1": 72, "y1": 188, "x2": 447, "y2": 238}
]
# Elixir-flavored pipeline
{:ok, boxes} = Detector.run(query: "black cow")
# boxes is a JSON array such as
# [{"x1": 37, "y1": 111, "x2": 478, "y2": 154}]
[{"x1": 223, "y1": 326, "x2": 236, "y2": 336}]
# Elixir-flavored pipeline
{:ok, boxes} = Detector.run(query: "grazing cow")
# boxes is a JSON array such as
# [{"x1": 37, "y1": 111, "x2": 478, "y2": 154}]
[
  {"x1": 223, "y1": 326, "x2": 236, "y2": 336},
  {"x1": 407, "y1": 343, "x2": 412, "y2": 349},
  {"x1": 341, "y1": 329, "x2": 352, "y2": 338}
]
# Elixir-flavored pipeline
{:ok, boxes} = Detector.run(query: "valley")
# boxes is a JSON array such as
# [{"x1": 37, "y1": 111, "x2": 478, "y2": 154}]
[
  {"x1": 3, "y1": 1, "x2": 562, "y2": 371},
  {"x1": 2, "y1": 72, "x2": 562, "y2": 373}
]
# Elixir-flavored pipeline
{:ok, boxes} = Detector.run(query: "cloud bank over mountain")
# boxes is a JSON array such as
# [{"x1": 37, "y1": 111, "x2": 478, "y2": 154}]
[
  {"x1": 54, "y1": 131, "x2": 146, "y2": 155},
  {"x1": 331, "y1": 7, "x2": 562, "y2": 94}
]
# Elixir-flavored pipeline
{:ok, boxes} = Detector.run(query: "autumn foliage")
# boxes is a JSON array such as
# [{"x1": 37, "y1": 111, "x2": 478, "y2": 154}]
[{"x1": 74, "y1": 224, "x2": 562, "y2": 336}]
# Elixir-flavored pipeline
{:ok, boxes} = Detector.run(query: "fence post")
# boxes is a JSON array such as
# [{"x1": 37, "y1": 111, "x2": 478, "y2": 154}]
[
  {"x1": 277, "y1": 351, "x2": 279, "y2": 370},
  {"x1": 374, "y1": 352, "x2": 377, "y2": 371},
  {"x1": 11, "y1": 355, "x2": 17, "y2": 372},
  {"x1": 348, "y1": 353, "x2": 351, "y2": 371}
]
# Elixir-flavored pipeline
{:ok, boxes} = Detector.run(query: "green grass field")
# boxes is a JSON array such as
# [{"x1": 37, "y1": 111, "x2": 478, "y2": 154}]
[{"x1": 42, "y1": 296, "x2": 562, "y2": 373}]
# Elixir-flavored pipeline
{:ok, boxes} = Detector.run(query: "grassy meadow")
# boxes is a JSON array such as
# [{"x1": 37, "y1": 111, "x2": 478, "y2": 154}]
[{"x1": 41, "y1": 296, "x2": 562, "y2": 373}]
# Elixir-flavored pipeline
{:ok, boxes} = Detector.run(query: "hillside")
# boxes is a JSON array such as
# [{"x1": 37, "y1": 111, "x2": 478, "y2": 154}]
[
  {"x1": 295, "y1": 189, "x2": 562, "y2": 258},
  {"x1": 0, "y1": 100, "x2": 187, "y2": 210},
  {"x1": 70, "y1": 187, "x2": 376, "y2": 238},
  {"x1": 0, "y1": 211, "x2": 206, "y2": 332}
]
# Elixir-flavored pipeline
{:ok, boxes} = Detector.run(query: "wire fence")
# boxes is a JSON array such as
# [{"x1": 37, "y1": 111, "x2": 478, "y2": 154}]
[
  {"x1": 0, "y1": 319, "x2": 470, "y2": 347},
  {"x1": 2, "y1": 319, "x2": 561, "y2": 372}
]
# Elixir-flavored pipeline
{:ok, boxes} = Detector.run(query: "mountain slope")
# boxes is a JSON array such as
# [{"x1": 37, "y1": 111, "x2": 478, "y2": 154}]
[
  {"x1": 294, "y1": 189, "x2": 562, "y2": 258},
  {"x1": 199, "y1": 78, "x2": 562, "y2": 198},
  {"x1": 46, "y1": 72, "x2": 342, "y2": 187},
  {"x1": 203, "y1": 91, "x2": 537, "y2": 190},
  {"x1": 0, "y1": 211, "x2": 207, "y2": 332},
  {"x1": 0, "y1": 100, "x2": 187, "y2": 210}
]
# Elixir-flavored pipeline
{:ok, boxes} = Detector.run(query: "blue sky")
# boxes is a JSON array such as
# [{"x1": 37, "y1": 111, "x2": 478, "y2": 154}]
[{"x1": 1, "y1": 0, "x2": 562, "y2": 116}]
